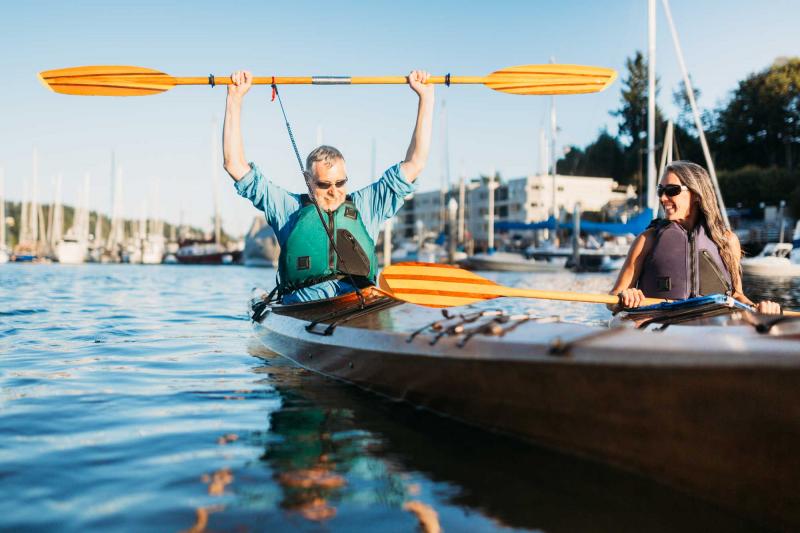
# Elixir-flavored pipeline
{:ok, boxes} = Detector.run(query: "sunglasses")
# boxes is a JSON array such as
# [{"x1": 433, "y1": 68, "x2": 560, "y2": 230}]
[
  {"x1": 314, "y1": 178, "x2": 348, "y2": 190},
  {"x1": 657, "y1": 184, "x2": 689, "y2": 197}
]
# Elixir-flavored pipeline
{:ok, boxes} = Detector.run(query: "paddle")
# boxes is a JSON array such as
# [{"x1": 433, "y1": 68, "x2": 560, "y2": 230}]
[
  {"x1": 38, "y1": 64, "x2": 617, "y2": 97},
  {"x1": 377, "y1": 262, "x2": 666, "y2": 308}
]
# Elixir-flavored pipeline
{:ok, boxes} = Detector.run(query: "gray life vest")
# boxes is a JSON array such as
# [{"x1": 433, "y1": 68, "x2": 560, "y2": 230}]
[{"x1": 638, "y1": 220, "x2": 733, "y2": 300}]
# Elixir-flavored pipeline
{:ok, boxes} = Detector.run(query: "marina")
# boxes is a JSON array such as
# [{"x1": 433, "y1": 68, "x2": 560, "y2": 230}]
[{"x1": 3, "y1": 0, "x2": 800, "y2": 531}]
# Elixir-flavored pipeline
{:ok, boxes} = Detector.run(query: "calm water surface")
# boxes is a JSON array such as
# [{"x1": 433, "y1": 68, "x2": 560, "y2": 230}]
[{"x1": 1, "y1": 264, "x2": 793, "y2": 532}]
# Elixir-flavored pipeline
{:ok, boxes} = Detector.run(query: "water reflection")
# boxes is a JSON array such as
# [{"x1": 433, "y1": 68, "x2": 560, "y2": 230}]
[
  {"x1": 744, "y1": 274, "x2": 800, "y2": 310},
  {"x1": 252, "y1": 346, "x2": 768, "y2": 533}
]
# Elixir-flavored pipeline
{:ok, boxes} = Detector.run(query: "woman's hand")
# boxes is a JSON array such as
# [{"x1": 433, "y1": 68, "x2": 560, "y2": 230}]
[
  {"x1": 227, "y1": 70, "x2": 252, "y2": 101},
  {"x1": 618, "y1": 288, "x2": 647, "y2": 309},
  {"x1": 755, "y1": 300, "x2": 781, "y2": 315},
  {"x1": 407, "y1": 70, "x2": 434, "y2": 99}
]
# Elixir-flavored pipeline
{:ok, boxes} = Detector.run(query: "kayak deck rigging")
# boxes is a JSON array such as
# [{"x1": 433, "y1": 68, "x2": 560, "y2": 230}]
[{"x1": 249, "y1": 286, "x2": 800, "y2": 529}]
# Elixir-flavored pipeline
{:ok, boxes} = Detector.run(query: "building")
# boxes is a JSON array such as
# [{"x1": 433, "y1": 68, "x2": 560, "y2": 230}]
[{"x1": 394, "y1": 174, "x2": 634, "y2": 246}]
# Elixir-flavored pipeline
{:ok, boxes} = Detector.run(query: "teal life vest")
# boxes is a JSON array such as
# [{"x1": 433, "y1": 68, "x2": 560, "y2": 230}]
[{"x1": 277, "y1": 195, "x2": 377, "y2": 295}]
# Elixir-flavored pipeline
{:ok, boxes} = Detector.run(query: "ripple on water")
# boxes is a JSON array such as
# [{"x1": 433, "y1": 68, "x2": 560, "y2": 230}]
[{"x1": 0, "y1": 264, "x2": 785, "y2": 532}]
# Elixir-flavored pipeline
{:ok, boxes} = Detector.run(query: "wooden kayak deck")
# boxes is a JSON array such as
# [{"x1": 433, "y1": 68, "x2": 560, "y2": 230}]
[{"x1": 250, "y1": 288, "x2": 800, "y2": 530}]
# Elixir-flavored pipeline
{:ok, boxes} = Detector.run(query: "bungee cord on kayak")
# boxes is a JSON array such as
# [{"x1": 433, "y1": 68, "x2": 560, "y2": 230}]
[{"x1": 268, "y1": 80, "x2": 367, "y2": 308}]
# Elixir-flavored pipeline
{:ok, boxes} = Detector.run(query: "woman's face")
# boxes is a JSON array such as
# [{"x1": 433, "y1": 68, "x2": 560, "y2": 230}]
[{"x1": 659, "y1": 172, "x2": 696, "y2": 223}]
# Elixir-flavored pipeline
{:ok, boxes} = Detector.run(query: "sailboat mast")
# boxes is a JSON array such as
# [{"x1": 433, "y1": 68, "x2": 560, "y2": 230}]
[
  {"x1": 31, "y1": 149, "x2": 39, "y2": 247},
  {"x1": 52, "y1": 174, "x2": 63, "y2": 248},
  {"x1": 550, "y1": 94, "x2": 558, "y2": 231},
  {"x1": 212, "y1": 119, "x2": 221, "y2": 245},
  {"x1": 439, "y1": 98, "x2": 451, "y2": 234},
  {"x1": 0, "y1": 168, "x2": 5, "y2": 250},
  {"x1": 647, "y1": 0, "x2": 658, "y2": 216},
  {"x1": 82, "y1": 173, "x2": 91, "y2": 242},
  {"x1": 457, "y1": 172, "x2": 465, "y2": 245},
  {"x1": 661, "y1": 0, "x2": 729, "y2": 228},
  {"x1": 488, "y1": 169, "x2": 496, "y2": 252}
]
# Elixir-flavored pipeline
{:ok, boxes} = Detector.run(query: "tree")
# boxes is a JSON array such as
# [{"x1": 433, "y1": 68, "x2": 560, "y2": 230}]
[
  {"x1": 611, "y1": 51, "x2": 664, "y2": 186},
  {"x1": 712, "y1": 57, "x2": 800, "y2": 171},
  {"x1": 556, "y1": 130, "x2": 625, "y2": 180},
  {"x1": 556, "y1": 146, "x2": 584, "y2": 175}
]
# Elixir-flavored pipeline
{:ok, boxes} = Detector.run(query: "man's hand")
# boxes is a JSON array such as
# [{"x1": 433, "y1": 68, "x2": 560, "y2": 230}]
[
  {"x1": 228, "y1": 70, "x2": 253, "y2": 101},
  {"x1": 407, "y1": 70, "x2": 434, "y2": 99}
]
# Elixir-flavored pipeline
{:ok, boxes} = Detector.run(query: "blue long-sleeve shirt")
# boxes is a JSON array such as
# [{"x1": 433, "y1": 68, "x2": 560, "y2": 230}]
[{"x1": 235, "y1": 162, "x2": 414, "y2": 302}]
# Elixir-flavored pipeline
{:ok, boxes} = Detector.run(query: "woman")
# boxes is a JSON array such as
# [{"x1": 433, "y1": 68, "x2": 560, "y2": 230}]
[{"x1": 610, "y1": 160, "x2": 781, "y2": 314}]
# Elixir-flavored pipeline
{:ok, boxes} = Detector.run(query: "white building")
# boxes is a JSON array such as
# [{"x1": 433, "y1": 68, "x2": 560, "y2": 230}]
[{"x1": 394, "y1": 174, "x2": 634, "y2": 245}]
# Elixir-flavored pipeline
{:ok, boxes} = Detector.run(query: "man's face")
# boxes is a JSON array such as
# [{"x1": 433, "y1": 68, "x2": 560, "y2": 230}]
[{"x1": 308, "y1": 158, "x2": 348, "y2": 212}]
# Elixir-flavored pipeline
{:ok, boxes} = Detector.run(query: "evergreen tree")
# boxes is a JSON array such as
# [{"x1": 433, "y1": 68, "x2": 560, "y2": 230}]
[{"x1": 712, "y1": 57, "x2": 800, "y2": 171}]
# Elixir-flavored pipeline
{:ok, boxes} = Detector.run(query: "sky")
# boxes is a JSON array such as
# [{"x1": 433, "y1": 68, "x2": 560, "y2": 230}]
[{"x1": 1, "y1": 0, "x2": 798, "y2": 236}]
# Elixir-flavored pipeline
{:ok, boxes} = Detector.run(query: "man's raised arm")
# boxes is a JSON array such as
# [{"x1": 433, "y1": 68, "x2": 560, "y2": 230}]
[
  {"x1": 400, "y1": 70, "x2": 435, "y2": 183},
  {"x1": 223, "y1": 70, "x2": 253, "y2": 182}
]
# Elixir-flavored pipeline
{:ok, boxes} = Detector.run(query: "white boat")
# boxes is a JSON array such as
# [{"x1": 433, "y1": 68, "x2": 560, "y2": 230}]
[
  {"x1": 461, "y1": 250, "x2": 565, "y2": 272},
  {"x1": 742, "y1": 242, "x2": 800, "y2": 277},
  {"x1": 141, "y1": 234, "x2": 165, "y2": 264},
  {"x1": 55, "y1": 235, "x2": 88, "y2": 264},
  {"x1": 0, "y1": 168, "x2": 7, "y2": 264}
]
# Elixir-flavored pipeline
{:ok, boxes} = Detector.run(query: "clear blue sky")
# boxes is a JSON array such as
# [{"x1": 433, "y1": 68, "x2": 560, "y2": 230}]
[{"x1": 1, "y1": 0, "x2": 798, "y2": 235}]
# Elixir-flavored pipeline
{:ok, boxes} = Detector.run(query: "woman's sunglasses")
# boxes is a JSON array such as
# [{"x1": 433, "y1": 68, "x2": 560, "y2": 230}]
[
  {"x1": 657, "y1": 184, "x2": 689, "y2": 197},
  {"x1": 314, "y1": 178, "x2": 348, "y2": 190}
]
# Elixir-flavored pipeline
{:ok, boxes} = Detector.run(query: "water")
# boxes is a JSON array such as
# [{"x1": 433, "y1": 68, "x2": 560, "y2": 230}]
[{"x1": 1, "y1": 264, "x2": 791, "y2": 532}]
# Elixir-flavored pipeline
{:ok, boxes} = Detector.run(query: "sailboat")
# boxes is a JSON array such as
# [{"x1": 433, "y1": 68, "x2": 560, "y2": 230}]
[
  {"x1": 176, "y1": 119, "x2": 241, "y2": 265},
  {"x1": 0, "y1": 168, "x2": 9, "y2": 264},
  {"x1": 13, "y1": 149, "x2": 41, "y2": 262},
  {"x1": 243, "y1": 216, "x2": 279, "y2": 267},
  {"x1": 55, "y1": 173, "x2": 89, "y2": 264},
  {"x1": 141, "y1": 179, "x2": 165, "y2": 264}
]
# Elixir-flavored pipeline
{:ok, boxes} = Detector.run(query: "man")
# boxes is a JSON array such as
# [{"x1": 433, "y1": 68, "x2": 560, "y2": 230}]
[{"x1": 223, "y1": 69, "x2": 433, "y2": 303}]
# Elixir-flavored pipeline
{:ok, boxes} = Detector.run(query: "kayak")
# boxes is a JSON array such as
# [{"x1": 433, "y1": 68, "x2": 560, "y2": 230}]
[{"x1": 249, "y1": 286, "x2": 800, "y2": 529}]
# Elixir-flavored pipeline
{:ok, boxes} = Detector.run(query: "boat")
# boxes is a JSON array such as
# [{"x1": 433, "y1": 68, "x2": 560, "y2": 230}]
[
  {"x1": 460, "y1": 250, "x2": 565, "y2": 272},
  {"x1": 55, "y1": 233, "x2": 88, "y2": 264},
  {"x1": 524, "y1": 238, "x2": 630, "y2": 272},
  {"x1": 390, "y1": 240, "x2": 467, "y2": 264},
  {"x1": 243, "y1": 216, "x2": 279, "y2": 267},
  {"x1": 741, "y1": 242, "x2": 800, "y2": 277},
  {"x1": 0, "y1": 170, "x2": 8, "y2": 264},
  {"x1": 175, "y1": 239, "x2": 241, "y2": 265},
  {"x1": 249, "y1": 282, "x2": 800, "y2": 530},
  {"x1": 141, "y1": 234, "x2": 166, "y2": 264}
]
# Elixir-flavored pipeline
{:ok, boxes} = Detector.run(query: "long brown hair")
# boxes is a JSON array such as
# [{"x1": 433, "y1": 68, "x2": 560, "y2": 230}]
[{"x1": 662, "y1": 161, "x2": 740, "y2": 290}]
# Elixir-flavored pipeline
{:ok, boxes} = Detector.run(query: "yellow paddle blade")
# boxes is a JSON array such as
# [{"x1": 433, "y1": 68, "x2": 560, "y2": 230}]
[
  {"x1": 379, "y1": 262, "x2": 505, "y2": 308},
  {"x1": 38, "y1": 66, "x2": 177, "y2": 96},
  {"x1": 379, "y1": 262, "x2": 667, "y2": 308},
  {"x1": 485, "y1": 64, "x2": 617, "y2": 95}
]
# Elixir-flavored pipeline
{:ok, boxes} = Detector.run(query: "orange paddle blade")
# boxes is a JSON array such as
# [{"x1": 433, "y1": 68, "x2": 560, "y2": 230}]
[
  {"x1": 485, "y1": 64, "x2": 617, "y2": 95},
  {"x1": 378, "y1": 262, "x2": 664, "y2": 308},
  {"x1": 38, "y1": 66, "x2": 177, "y2": 96},
  {"x1": 379, "y1": 262, "x2": 504, "y2": 308}
]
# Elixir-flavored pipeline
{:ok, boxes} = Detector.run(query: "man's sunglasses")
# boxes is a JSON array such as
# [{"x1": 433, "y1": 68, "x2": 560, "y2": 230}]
[
  {"x1": 314, "y1": 178, "x2": 348, "y2": 190},
  {"x1": 657, "y1": 184, "x2": 689, "y2": 197}
]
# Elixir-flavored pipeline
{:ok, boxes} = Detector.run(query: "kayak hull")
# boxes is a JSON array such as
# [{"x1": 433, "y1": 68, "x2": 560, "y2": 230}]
[{"x1": 251, "y1": 288, "x2": 800, "y2": 529}]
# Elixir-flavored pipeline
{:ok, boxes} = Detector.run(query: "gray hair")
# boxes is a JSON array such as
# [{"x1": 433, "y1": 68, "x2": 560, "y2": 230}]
[{"x1": 305, "y1": 145, "x2": 344, "y2": 179}]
